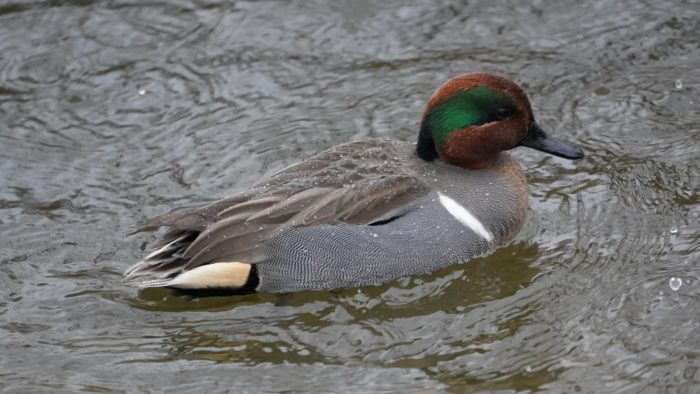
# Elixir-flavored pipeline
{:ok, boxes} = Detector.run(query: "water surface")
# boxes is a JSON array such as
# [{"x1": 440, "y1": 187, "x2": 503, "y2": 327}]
[{"x1": 1, "y1": 0, "x2": 699, "y2": 392}]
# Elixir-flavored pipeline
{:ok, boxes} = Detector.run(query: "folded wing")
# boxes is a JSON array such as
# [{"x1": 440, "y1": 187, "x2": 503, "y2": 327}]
[{"x1": 123, "y1": 140, "x2": 428, "y2": 287}]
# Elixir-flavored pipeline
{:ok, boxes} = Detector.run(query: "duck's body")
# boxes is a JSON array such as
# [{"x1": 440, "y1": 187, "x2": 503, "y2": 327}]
[{"x1": 124, "y1": 72, "x2": 582, "y2": 293}]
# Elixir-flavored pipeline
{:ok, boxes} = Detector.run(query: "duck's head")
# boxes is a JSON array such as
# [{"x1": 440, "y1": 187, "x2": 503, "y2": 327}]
[{"x1": 417, "y1": 72, "x2": 583, "y2": 169}]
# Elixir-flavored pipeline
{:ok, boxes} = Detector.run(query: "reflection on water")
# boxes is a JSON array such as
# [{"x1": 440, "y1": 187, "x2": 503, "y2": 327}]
[{"x1": 1, "y1": 0, "x2": 699, "y2": 392}]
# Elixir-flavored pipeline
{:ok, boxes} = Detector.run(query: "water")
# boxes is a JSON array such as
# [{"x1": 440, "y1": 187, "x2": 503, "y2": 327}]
[{"x1": 1, "y1": 1, "x2": 699, "y2": 392}]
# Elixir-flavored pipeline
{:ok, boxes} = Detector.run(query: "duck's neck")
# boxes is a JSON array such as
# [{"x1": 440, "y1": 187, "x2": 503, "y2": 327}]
[
  {"x1": 416, "y1": 124, "x2": 499, "y2": 169},
  {"x1": 443, "y1": 154, "x2": 499, "y2": 169}
]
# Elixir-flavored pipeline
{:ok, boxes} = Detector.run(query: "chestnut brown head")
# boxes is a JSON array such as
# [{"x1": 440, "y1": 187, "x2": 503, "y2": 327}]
[{"x1": 417, "y1": 73, "x2": 583, "y2": 169}]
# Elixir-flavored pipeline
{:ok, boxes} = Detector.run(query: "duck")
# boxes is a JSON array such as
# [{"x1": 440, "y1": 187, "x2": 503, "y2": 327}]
[{"x1": 123, "y1": 72, "x2": 583, "y2": 293}]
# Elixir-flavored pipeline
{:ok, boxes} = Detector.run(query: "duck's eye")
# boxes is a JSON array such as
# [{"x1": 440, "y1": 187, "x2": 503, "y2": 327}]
[{"x1": 496, "y1": 107, "x2": 511, "y2": 119}]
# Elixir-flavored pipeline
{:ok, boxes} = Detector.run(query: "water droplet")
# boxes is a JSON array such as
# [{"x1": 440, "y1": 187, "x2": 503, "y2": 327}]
[
  {"x1": 675, "y1": 79, "x2": 683, "y2": 90},
  {"x1": 670, "y1": 227, "x2": 678, "y2": 235},
  {"x1": 138, "y1": 88, "x2": 146, "y2": 95},
  {"x1": 669, "y1": 277, "x2": 682, "y2": 291}
]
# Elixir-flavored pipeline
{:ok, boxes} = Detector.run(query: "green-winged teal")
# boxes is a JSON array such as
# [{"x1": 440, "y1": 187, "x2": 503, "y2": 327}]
[{"x1": 123, "y1": 72, "x2": 583, "y2": 293}]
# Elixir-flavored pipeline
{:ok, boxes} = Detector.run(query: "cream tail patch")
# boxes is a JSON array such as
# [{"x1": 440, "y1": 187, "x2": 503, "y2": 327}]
[
  {"x1": 437, "y1": 192, "x2": 494, "y2": 242},
  {"x1": 166, "y1": 262, "x2": 252, "y2": 289}
]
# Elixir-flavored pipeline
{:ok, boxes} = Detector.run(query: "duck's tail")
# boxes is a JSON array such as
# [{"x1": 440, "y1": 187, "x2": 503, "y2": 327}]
[{"x1": 123, "y1": 230, "x2": 198, "y2": 287}]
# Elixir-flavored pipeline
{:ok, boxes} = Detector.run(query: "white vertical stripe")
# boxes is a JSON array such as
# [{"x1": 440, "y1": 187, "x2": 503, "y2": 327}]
[{"x1": 437, "y1": 192, "x2": 494, "y2": 242}]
